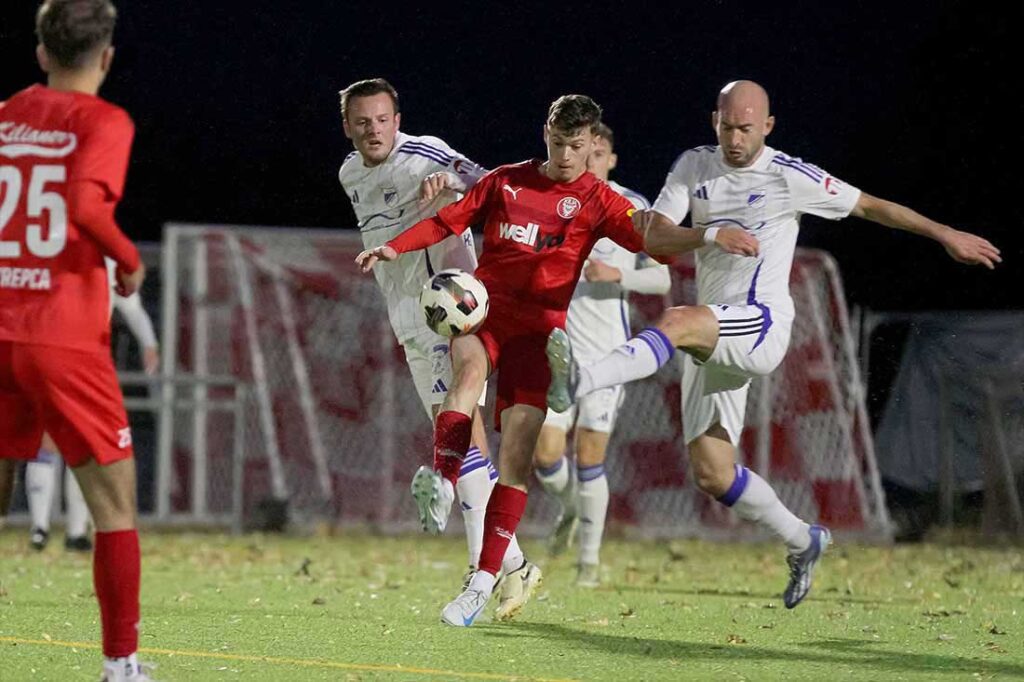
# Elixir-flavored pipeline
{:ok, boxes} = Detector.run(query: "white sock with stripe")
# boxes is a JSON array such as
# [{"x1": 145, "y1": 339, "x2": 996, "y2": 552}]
[
  {"x1": 718, "y1": 464, "x2": 810, "y2": 553},
  {"x1": 577, "y1": 464, "x2": 609, "y2": 566},
  {"x1": 577, "y1": 327, "x2": 675, "y2": 397},
  {"x1": 535, "y1": 456, "x2": 577, "y2": 515},
  {"x1": 455, "y1": 446, "x2": 491, "y2": 568}
]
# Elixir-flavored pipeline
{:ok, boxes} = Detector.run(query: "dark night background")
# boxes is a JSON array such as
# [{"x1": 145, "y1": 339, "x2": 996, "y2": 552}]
[{"x1": 2, "y1": 1, "x2": 1020, "y2": 311}]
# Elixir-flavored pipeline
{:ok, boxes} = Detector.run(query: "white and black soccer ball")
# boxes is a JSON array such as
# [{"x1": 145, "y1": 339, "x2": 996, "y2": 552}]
[{"x1": 420, "y1": 268, "x2": 489, "y2": 338}]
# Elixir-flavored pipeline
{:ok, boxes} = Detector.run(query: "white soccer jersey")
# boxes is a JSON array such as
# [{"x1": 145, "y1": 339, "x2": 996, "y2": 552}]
[
  {"x1": 338, "y1": 132, "x2": 487, "y2": 342},
  {"x1": 652, "y1": 144, "x2": 860, "y2": 323},
  {"x1": 565, "y1": 181, "x2": 671, "y2": 364}
]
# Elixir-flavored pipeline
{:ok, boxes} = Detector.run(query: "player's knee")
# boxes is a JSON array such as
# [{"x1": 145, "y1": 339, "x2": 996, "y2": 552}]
[
  {"x1": 690, "y1": 455, "x2": 733, "y2": 497},
  {"x1": 658, "y1": 306, "x2": 708, "y2": 348}
]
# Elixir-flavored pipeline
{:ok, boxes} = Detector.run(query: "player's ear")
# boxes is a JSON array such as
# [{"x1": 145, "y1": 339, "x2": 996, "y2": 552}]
[
  {"x1": 608, "y1": 152, "x2": 618, "y2": 172},
  {"x1": 100, "y1": 46, "x2": 115, "y2": 74},
  {"x1": 711, "y1": 111, "x2": 719, "y2": 133},
  {"x1": 543, "y1": 124, "x2": 550, "y2": 144},
  {"x1": 342, "y1": 117, "x2": 352, "y2": 140},
  {"x1": 764, "y1": 115, "x2": 775, "y2": 136},
  {"x1": 394, "y1": 112, "x2": 401, "y2": 130},
  {"x1": 36, "y1": 44, "x2": 51, "y2": 73}
]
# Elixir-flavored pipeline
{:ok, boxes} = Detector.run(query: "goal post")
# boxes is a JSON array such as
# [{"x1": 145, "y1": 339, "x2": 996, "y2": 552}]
[{"x1": 158, "y1": 223, "x2": 891, "y2": 541}]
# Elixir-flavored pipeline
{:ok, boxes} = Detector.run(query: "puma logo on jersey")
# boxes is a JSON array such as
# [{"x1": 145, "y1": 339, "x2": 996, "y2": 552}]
[
  {"x1": 498, "y1": 222, "x2": 565, "y2": 252},
  {"x1": 502, "y1": 184, "x2": 523, "y2": 199},
  {"x1": 117, "y1": 427, "x2": 132, "y2": 449}
]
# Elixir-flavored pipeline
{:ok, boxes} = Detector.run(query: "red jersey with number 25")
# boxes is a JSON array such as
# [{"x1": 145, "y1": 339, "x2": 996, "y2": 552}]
[
  {"x1": 0, "y1": 84, "x2": 138, "y2": 351},
  {"x1": 433, "y1": 160, "x2": 644, "y2": 329}
]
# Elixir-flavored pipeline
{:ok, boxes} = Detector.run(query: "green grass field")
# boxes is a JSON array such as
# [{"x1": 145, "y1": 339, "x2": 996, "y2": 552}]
[{"x1": 1, "y1": 529, "x2": 1022, "y2": 681}]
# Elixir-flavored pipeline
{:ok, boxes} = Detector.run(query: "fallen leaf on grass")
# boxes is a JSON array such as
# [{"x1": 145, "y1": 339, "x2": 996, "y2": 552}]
[{"x1": 727, "y1": 634, "x2": 746, "y2": 644}]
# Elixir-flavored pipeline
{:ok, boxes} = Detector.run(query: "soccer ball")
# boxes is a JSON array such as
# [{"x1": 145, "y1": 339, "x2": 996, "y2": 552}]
[{"x1": 420, "y1": 269, "x2": 489, "y2": 337}]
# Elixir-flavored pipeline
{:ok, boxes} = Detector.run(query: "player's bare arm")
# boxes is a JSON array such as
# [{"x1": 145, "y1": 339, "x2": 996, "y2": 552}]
[
  {"x1": 637, "y1": 209, "x2": 760, "y2": 257},
  {"x1": 850, "y1": 193, "x2": 1001, "y2": 269},
  {"x1": 355, "y1": 245, "x2": 399, "y2": 272}
]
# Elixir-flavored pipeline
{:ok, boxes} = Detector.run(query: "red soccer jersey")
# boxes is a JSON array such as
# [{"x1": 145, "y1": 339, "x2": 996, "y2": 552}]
[
  {"x1": 391, "y1": 160, "x2": 645, "y2": 329},
  {"x1": 0, "y1": 84, "x2": 139, "y2": 351}
]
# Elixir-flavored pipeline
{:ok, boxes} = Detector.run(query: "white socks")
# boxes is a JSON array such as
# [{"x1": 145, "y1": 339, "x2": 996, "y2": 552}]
[
  {"x1": 455, "y1": 446, "x2": 523, "y2": 572},
  {"x1": 577, "y1": 327, "x2": 675, "y2": 397},
  {"x1": 719, "y1": 464, "x2": 810, "y2": 553},
  {"x1": 577, "y1": 464, "x2": 609, "y2": 566},
  {"x1": 26, "y1": 452, "x2": 58, "y2": 531},
  {"x1": 535, "y1": 456, "x2": 577, "y2": 515}
]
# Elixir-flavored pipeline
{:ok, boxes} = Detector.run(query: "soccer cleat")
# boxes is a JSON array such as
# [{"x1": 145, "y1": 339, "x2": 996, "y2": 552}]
[
  {"x1": 410, "y1": 466, "x2": 454, "y2": 534},
  {"x1": 495, "y1": 560, "x2": 543, "y2": 621},
  {"x1": 545, "y1": 328, "x2": 578, "y2": 413},
  {"x1": 440, "y1": 587, "x2": 490, "y2": 627},
  {"x1": 548, "y1": 508, "x2": 579, "y2": 557},
  {"x1": 783, "y1": 524, "x2": 832, "y2": 609},
  {"x1": 463, "y1": 565, "x2": 505, "y2": 591},
  {"x1": 100, "y1": 659, "x2": 155, "y2": 681},
  {"x1": 65, "y1": 535, "x2": 94, "y2": 552},
  {"x1": 29, "y1": 527, "x2": 49, "y2": 551},
  {"x1": 575, "y1": 562, "x2": 601, "y2": 588}
]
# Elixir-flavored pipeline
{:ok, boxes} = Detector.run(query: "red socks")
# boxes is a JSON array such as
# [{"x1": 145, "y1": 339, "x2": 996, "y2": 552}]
[
  {"x1": 434, "y1": 410, "x2": 471, "y2": 486},
  {"x1": 94, "y1": 529, "x2": 141, "y2": 658},
  {"x1": 478, "y1": 484, "x2": 528, "y2": 576}
]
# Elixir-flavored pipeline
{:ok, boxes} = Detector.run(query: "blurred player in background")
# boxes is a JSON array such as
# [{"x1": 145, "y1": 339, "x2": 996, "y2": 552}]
[
  {"x1": 0, "y1": 1, "x2": 150, "y2": 679},
  {"x1": 547, "y1": 80, "x2": 1001, "y2": 609},
  {"x1": 26, "y1": 256, "x2": 158, "y2": 553},
  {"x1": 358, "y1": 95, "x2": 669, "y2": 627},
  {"x1": 337, "y1": 78, "x2": 526, "y2": 585},
  {"x1": 533, "y1": 123, "x2": 670, "y2": 587}
]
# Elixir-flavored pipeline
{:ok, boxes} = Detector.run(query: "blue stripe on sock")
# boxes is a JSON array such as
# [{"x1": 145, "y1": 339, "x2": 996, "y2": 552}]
[
  {"x1": 537, "y1": 457, "x2": 565, "y2": 478},
  {"x1": 644, "y1": 327, "x2": 676, "y2": 364},
  {"x1": 465, "y1": 446, "x2": 481, "y2": 458},
  {"x1": 459, "y1": 460, "x2": 489, "y2": 476},
  {"x1": 717, "y1": 464, "x2": 749, "y2": 507},
  {"x1": 577, "y1": 464, "x2": 605, "y2": 482}
]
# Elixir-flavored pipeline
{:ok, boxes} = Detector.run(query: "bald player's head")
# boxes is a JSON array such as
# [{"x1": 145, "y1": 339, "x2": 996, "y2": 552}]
[{"x1": 713, "y1": 80, "x2": 774, "y2": 168}]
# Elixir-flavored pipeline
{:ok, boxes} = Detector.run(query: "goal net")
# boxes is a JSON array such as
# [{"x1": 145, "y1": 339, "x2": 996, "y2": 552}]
[{"x1": 158, "y1": 224, "x2": 891, "y2": 541}]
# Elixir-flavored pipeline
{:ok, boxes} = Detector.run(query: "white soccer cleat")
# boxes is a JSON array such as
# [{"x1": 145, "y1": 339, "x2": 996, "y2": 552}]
[
  {"x1": 545, "y1": 328, "x2": 578, "y2": 413},
  {"x1": 410, "y1": 466, "x2": 454, "y2": 534},
  {"x1": 575, "y1": 562, "x2": 600, "y2": 589},
  {"x1": 440, "y1": 587, "x2": 491, "y2": 627},
  {"x1": 495, "y1": 560, "x2": 543, "y2": 621},
  {"x1": 100, "y1": 659, "x2": 155, "y2": 681}
]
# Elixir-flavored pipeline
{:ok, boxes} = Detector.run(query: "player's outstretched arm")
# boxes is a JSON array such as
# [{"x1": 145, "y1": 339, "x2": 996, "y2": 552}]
[
  {"x1": 355, "y1": 245, "x2": 399, "y2": 273},
  {"x1": 850, "y1": 193, "x2": 1002, "y2": 269},
  {"x1": 638, "y1": 210, "x2": 759, "y2": 257}
]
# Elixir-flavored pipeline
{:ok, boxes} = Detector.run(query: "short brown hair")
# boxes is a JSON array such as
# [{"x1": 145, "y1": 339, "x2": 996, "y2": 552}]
[
  {"x1": 36, "y1": 0, "x2": 117, "y2": 69},
  {"x1": 593, "y1": 122, "x2": 614, "y2": 149},
  {"x1": 547, "y1": 95, "x2": 602, "y2": 135},
  {"x1": 339, "y1": 78, "x2": 400, "y2": 121}
]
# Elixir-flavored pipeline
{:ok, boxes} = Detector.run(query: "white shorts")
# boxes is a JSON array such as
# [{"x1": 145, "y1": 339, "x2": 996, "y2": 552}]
[
  {"x1": 681, "y1": 303, "x2": 792, "y2": 445},
  {"x1": 543, "y1": 384, "x2": 624, "y2": 434},
  {"x1": 403, "y1": 329, "x2": 486, "y2": 418}
]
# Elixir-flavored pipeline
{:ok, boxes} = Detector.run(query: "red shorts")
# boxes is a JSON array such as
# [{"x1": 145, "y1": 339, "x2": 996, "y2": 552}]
[
  {"x1": 0, "y1": 341, "x2": 134, "y2": 467},
  {"x1": 476, "y1": 311, "x2": 558, "y2": 430}
]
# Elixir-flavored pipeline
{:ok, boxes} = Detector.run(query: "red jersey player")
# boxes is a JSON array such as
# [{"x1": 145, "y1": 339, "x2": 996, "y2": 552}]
[
  {"x1": 357, "y1": 94, "x2": 652, "y2": 626},
  {"x1": 0, "y1": 2, "x2": 149, "y2": 679}
]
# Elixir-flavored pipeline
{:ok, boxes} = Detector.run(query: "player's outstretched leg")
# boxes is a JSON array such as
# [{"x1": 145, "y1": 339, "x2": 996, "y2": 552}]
[{"x1": 547, "y1": 326, "x2": 676, "y2": 411}]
